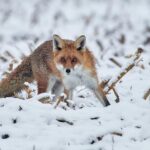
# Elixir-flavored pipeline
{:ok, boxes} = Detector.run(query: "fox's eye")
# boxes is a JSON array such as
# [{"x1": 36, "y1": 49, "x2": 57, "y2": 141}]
[
  {"x1": 72, "y1": 57, "x2": 77, "y2": 64},
  {"x1": 60, "y1": 57, "x2": 66, "y2": 63}
]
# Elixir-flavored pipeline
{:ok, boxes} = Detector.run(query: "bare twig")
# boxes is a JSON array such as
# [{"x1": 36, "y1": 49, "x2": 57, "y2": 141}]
[
  {"x1": 111, "y1": 132, "x2": 123, "y2": 136},
  {"x1": 112, "y1": 87, "x2": 119, "y2": 103},
  {"x1": 104, "y1": 48, "x2": 143, "y2": 94},
  {"x1": 56, "y1": 118, "x2": 74, "y2": 125},
  {"x1": 4, "y1": 51, "x2": 15, "y2": 59},
  {"x1": 54, "y1": 94, "x2": 66, "y2": 108},
  {"x1": 96, "y1": 39, "x2": 103, "y2": 51},
  {"x1": 0, "y1": 56, "x2": 7, "y2": 62},
  {"x1": 90, "y1": 131, "x2": 122, "y2": 145},
  {"x1": 109, "y1": 58, "x2": 122, "y2": 68},
  {"x1": 143, "y1": 88, "x2": 150, "y2": 100},
  {"x1": 118, "y1": 34, "x2": 126, "y2": 44},
  {"x1": 100, "y1": 78, "x2": 111, "y2": 89},
  {"x1": 38, "y1": 96, "x2": 51, "y2": 104}
]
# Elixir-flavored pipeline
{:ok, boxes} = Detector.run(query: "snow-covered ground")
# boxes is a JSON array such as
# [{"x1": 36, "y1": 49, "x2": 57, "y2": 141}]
[{"x1": 0, "y1": 0, "x2": 150, "y2": 149}]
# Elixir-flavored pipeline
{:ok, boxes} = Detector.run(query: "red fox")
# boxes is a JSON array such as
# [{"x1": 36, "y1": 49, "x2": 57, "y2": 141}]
[{"x1": 0, "y1": 35, "x2": 110, "y2": 106}]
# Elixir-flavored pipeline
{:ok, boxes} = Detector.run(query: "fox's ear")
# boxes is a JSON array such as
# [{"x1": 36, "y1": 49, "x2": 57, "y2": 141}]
[
  {"x1": 75, "y1": 35, "x2": 86, "y2": 51},
  {"x1": 53, "y1": 34, "x2": 63, "y2": 51}
]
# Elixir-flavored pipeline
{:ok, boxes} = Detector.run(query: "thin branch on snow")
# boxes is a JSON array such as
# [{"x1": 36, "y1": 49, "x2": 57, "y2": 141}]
[
  {"x1": 143, "y1": 88, "x2": 150, "y2": 100},
  {"x1": 4, "y1": 51, "x2": 15, "y2": 59},
  {"x1": 100, "y1": 79, "x2": 111, "y2": 89},
  {"x1": 56, "y1": 118, "x2": 74, "y2": 125},
  {"x1": 109, "y1": 57, "x2": 122, "y2": 68},
  {"x1": 0, "y1": 55, "x2": 7, "y2": 62},
  {"x1": 90, "y1": 131, "x2": 123, "y2": 145},
  {"x1": 112, "y1": 87, "x2": 120, "y2": 103},
  {"x1": 104, "y1": 48, "x2": 143, "y2": 95},
  {"x1": 111, "y1": 132, "x2": 123, "y2": 136},
  {"x1": 54, "y1": 94, "x2": 66, "y2": 108},
  {"x1": 96, "y1": 39, "x2": 104, "y2": 51},
  {"x1": 38, "y1": 95, "x2": 51, "y2": 104}
]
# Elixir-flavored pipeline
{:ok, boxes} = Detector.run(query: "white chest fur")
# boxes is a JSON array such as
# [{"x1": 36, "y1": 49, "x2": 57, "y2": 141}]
[{"x1": 62, "y1": 69, "x2": 97, "y2": 90}]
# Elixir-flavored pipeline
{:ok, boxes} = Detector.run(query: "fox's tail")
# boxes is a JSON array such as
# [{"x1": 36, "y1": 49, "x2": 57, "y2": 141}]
[{"x1": 0, "y1": 57, "x2": 34, "y2": 98}]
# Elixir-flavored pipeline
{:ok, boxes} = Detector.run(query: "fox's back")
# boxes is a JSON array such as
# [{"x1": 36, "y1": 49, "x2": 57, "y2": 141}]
[{"x1": 30, "y1": 40, "x2": 53, "y2": 65}]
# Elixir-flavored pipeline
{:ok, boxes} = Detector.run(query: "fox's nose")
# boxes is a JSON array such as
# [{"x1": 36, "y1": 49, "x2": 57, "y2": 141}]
[{"x1": 66, "y1": 68, "x2": 71, "y2": 74}]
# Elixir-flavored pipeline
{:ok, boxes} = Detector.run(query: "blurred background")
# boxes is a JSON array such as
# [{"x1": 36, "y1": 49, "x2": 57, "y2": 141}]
[{"x1": 0, "y1": 0, "x2": 150, "y2": 54}]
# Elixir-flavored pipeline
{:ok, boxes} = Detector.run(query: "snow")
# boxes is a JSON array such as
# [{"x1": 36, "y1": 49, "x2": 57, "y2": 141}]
[
  {"x1": 0, "y1": 99, "x2": 150, "y2": 150},
  {"x1": 0, "y1": 0, "x2": 150, "y2": 149}
]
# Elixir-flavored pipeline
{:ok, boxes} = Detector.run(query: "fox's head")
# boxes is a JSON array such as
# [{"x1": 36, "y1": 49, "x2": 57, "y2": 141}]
[{"x1": 53, "y1": 34, "x2": 87, "y2": 76}]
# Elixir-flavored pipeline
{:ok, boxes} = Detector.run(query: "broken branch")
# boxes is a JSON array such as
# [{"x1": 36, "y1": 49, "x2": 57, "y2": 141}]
[
  {"x1": 143, "y1": 88, "x2": 150, "y2": 100},
  {"x1": 112, "y1": 87, "x2": 119, "y2": 103},
  {"x1": 109, "y1": 58, "x2": 122, "y2": 68},
  {"x1": 38, "y1": 96, "x2": 51, "y2": 104},
  {"x1": 104, "y1": 48, "x2": 143, "y2": 94},
  {"x1": 54, "y1": 94, "x2": 66, "y2": 108}
]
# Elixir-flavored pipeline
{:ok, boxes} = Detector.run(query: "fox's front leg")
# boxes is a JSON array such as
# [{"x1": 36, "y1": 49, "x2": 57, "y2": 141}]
[
  {"x1": 37, "y1": 79, "x2": 48, "y2": 94},
  {"x1": 91, "y1": 82, "x2": 110, "y2": 106},
  {"x1": 52, "y1": 80, "x2": 64, "y2": 100},
  {"x1": 56, "y1": 88, "x2": 72, "y2": 103},
  {"x1": 97, "y1": 85, "x2": 110, "y2": 106},
  {"x1": 54, "y1": 88, "x2": 72, "y2": 108},
  {"x1": 64, "y1": 89, "x2": 73, "y2": 100},
  {"x1": 35, "y1": 74, "x2": 55, "y2": 94}
]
